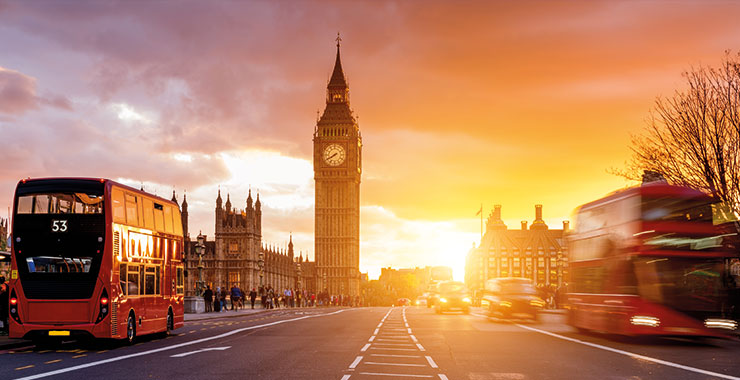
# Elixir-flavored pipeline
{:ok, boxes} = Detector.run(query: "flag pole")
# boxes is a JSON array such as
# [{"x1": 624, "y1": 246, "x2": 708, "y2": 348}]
[{"x1": 480, "y1": 203, "x2": 483, "y2": 241}]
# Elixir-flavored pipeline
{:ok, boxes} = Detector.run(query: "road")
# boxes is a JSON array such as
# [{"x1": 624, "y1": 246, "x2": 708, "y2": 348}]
[{"x1": 1, "y1": 307, "x2": 739, "y2": 380}]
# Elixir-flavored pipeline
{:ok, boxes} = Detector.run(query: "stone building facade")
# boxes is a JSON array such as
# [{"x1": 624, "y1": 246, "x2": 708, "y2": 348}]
[
  {"x1": 176, "y1": 191, "x2": 315, "y2": 296},
  {"x1": 465, "y1": 205, "x2": 569, "y2": 297}
]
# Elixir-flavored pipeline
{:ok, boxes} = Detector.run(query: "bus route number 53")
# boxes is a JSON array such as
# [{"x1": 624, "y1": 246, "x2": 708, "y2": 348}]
[{"x1": 51, "y1": 220, "x2": 68, "y2": 232}]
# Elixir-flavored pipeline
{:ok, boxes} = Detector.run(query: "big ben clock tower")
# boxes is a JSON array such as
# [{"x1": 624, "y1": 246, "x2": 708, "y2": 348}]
[{"x1": 314, "y1": 35, "x2": 362, "y2": 297}]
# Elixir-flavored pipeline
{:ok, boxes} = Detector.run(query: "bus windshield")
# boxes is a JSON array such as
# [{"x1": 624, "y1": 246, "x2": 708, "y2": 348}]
[
  {"x1": 633, "y1": 257, "x2": 727, "y2": 315},
  {"x1": 641, "y1": 197, "x2": 713, "y2": 223},
  {"x1": 16, "y1": 192, "x2": 104, "y2": 214}
]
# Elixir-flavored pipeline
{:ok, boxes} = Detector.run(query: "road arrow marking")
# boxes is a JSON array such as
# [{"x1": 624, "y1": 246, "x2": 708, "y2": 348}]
[{"x1": 170, "y1": 346, "x2": 231, "y2": 358}]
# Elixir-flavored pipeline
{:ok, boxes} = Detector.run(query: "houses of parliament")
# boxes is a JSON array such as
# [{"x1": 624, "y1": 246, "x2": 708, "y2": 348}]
[{"x1": 180, "y1": 38, "x2": 362, "y2": 297}]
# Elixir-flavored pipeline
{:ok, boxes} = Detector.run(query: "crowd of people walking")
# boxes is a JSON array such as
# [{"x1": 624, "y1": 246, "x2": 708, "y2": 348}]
[{"x1": 201, "y1": 284, "x2": 361, "y2": 312}]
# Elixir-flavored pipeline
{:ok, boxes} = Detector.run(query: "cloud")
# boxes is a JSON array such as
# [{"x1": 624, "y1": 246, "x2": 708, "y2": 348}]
[
  {"x1": 0, "y1": 66, "x2": 38, "y2": 114},
  {"x1": 0, "y1": 66, "x2": 74, "y2": 115}
]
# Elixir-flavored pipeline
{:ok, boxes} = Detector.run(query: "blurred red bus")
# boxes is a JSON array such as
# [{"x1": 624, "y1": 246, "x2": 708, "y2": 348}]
[
  {"x1": 567, "y1": 182, "x2": 739, "y2": 337},
  {"x1": 8, "y1": 178, "x2": 185, "y2": 344}
]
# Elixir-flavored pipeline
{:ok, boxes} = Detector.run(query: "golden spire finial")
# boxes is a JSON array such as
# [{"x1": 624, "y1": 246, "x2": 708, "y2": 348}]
[{"x1": 336, "y1": 32, "x2": 342, "y2": 48}]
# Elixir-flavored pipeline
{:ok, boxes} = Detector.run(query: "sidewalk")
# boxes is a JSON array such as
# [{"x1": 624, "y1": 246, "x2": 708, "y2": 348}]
[{"x1": 184, "y1": 305, "x2": 284, "y2": 322}]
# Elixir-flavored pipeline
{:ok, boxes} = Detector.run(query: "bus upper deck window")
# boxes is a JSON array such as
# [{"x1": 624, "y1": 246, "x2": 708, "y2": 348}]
[{"x1": 17, "y1": 196, "x2": 33, "y2": 214}]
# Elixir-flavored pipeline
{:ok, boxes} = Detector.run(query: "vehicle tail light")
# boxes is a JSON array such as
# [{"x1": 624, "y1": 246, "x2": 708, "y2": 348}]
[
  {"x1": 95, "y1": 289, "x2": 110, "y2": 323},
  {"x1": 9, "y1": 289, "x2": 21, "y2": 324}
]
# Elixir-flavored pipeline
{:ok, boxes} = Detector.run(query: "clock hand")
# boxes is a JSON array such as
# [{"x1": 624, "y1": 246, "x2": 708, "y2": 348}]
[{"x1": 329, "y1": 153, "x2": 338, "y2": 159}]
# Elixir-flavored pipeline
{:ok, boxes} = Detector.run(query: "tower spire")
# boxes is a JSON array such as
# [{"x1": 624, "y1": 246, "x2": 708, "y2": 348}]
[{"x1": 328, "y1": 34, "x2": 348, "y2": 90}]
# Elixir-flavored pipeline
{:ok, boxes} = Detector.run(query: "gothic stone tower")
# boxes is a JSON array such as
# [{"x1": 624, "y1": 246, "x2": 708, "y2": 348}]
[{"x1": 313, "y1": 37, "x2": 362, "y2": 297}]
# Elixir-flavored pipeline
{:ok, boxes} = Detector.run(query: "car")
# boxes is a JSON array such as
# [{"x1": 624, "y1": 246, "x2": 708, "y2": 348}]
[
  {"x1": 482, "y1": 277, "x2": 544, "y2": 321},
  {"x1": 396, "y1": 298, "x2": 411, "y2": 306},
  {"x1": 434, "y1": 281, "x2": 472, "y2": 314}
]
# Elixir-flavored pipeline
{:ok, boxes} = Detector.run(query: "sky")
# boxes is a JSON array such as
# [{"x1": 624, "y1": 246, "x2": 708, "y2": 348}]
[{"x1": 1, "y1": 0, "x2": 740, "y2": 280}]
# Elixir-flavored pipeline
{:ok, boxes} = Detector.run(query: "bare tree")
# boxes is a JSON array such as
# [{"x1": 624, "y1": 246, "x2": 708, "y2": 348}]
[{"x1": 620, "y1": 52, "x2": 740, "y2": 227}]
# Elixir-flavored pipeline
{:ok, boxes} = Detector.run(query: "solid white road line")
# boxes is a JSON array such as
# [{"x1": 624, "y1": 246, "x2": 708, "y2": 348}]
[
  {"x1": 349, "y1": 356, "x2": 363, "y2": 369},
  {"x1": 361, "y1": 344, "x2": 372, "y2": 352},
  {"x1": 415, "y1": 343, "x2": 426, "y2": 351},
  {"x1": 169, "y1": 346, "x2": 231, "y2": 358},
  {"x1": 365, "y1": 362, "x2": 427, "y2": 367},
  {"x1": 359, "y1": 373, "x2": 432, "y2": 378},
  {"x1": 14, "y1": 309, "x2": 348, "y2": 380},
  {"x1": 425, "y1": 356, "x2": 438, "y2": 368},
  {"x1": 515, "y1": 323, "x2": 740, "y2": 380}
]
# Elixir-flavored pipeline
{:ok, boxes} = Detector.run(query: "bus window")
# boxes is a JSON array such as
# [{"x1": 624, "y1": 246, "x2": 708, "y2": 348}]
[
  {"x1": 34, "y1": 194, "x2": 50, "y2": 214},
  {"x1": 176, "y1": 266, "x2": 184, "y2": 295},
  {"x1": 145, "y1": 267, "x2": 156, "y2": 295},
  {"x1": 17, "y1": 196, "x2": 33, "y2": 214},
  {"x1": 164, "y1": 206, "x2": 173, "y2": 233},
  {"x1": 155, "y1": 266, "x2": 161, "y2": 294},
  {"x1": 139, "y1": 265, "x2": 145, "y2": 294},
  {"x1": 112, "y1": 189, "x2": 125, "y2": 223},
  {"x1": 119, "y1": 264, "x2": 127, "y2": 296},
  {"x1": 125, "y1": 194, "x2": 138, "y2": 226},
  {"x1": 154, "y1": 203, "x2": 164, "y2": 231},
  {"x1": 142, "y1": 198, "x2": 155, "y2": 229},
  {"x1": 127, "y1": 265, "x2": 139, "y2": 296}
]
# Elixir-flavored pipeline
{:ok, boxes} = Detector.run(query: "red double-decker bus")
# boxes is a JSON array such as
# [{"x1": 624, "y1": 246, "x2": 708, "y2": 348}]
[
  {"x1": 7, "y1": 178, "x2": 185, "y2": 344},
  {"x1": 567, "y1": 182, "x2": 740, "y2": 337}
]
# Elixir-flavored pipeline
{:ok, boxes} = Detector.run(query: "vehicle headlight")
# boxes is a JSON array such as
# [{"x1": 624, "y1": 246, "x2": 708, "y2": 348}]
[
  {"x1": 463, "y1": 297, "x2": 471, "y2": 303},
  {"x1": 439, "y1": 298, "x2": 447, "y2": 303},
  {"x1": 530, "y1": 299, "x2": 545, "y2": 307},
  {"x1": 630, "y1": 315, "x2": 660, "y2": 327},
  {"x1": 705, "y1": 319, "x2": 738, "y2": 330}
]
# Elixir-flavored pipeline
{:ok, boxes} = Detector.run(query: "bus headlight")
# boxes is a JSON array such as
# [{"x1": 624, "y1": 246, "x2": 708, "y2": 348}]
[
  {"x1": 439, "y1": 298, "x2": 447, "y2": 303},
  {"x1": 463, "y1": 297, "x2": 471, "y2": 303},
  {"x1": 704, "y1": 319, "x2": 738, "y2": 330},
  {"x1": 630, "y1": 315, "x2": 660, "y2": 327}
]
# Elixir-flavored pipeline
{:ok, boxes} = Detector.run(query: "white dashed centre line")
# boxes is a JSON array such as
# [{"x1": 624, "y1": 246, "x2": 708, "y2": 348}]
[{"x1": 349, "y1": 356, "x2": 363, "y2": 369}]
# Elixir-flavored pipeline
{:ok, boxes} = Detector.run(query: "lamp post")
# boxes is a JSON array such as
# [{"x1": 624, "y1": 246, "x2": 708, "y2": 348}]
[{"x1": 195, "y1": 233, "x2": 206, "y2": 297}]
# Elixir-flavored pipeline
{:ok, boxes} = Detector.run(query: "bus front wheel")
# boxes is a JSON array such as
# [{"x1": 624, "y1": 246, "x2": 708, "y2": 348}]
[{"x1": 126, "y1": 313, "x2": 136, "y2": 345}]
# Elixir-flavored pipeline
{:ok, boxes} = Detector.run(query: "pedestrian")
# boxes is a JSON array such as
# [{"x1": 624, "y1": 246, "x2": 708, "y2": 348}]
[
  {"x1": 230, "y1": 284, "x2": 240, "y2": 311},
  {"x1": 220, "y1": 286, "x2": 227, "y2": 312},
  {"x1": 0, "y1": 276, "x2": 8, "y2": 335},
  {"x1": 214, "y1": 286, "x2": 222, "y2": 312},
  {"x1": 249, "y1": 288, "x2": 257, "y2": 309},
  {"x1": 203, "y1": 285, "x2": 213, "y2": 313}
]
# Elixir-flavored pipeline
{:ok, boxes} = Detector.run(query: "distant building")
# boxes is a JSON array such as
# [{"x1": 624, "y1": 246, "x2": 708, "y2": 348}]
[
  {"x1": 175, "y1": 191, "x2": 316, "y2": 296},
  {"x1": 465, "y1": 205, "x2": 569, "y2": 297}
]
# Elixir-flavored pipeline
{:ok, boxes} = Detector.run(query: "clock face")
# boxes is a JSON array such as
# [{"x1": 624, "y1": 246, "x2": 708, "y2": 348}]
[{"x1": 323, "y1": 144, "x2": 345, "y2": 166}]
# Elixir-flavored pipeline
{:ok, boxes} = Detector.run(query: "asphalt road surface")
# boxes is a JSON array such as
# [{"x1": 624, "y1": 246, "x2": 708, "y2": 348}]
[{"x1": 1, "y1": 307, "x2": 739, "y2": 380}]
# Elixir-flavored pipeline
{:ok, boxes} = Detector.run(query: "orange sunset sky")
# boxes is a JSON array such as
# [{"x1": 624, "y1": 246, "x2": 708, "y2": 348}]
[{"x1": 1, "y1": 1, "x2": 740, "y2": 279}]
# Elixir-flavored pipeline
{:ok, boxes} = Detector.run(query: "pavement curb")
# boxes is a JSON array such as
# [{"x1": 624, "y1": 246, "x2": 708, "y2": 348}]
[{"x1": 0, "y1": 337, "x2": 33, "y2": 351}]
